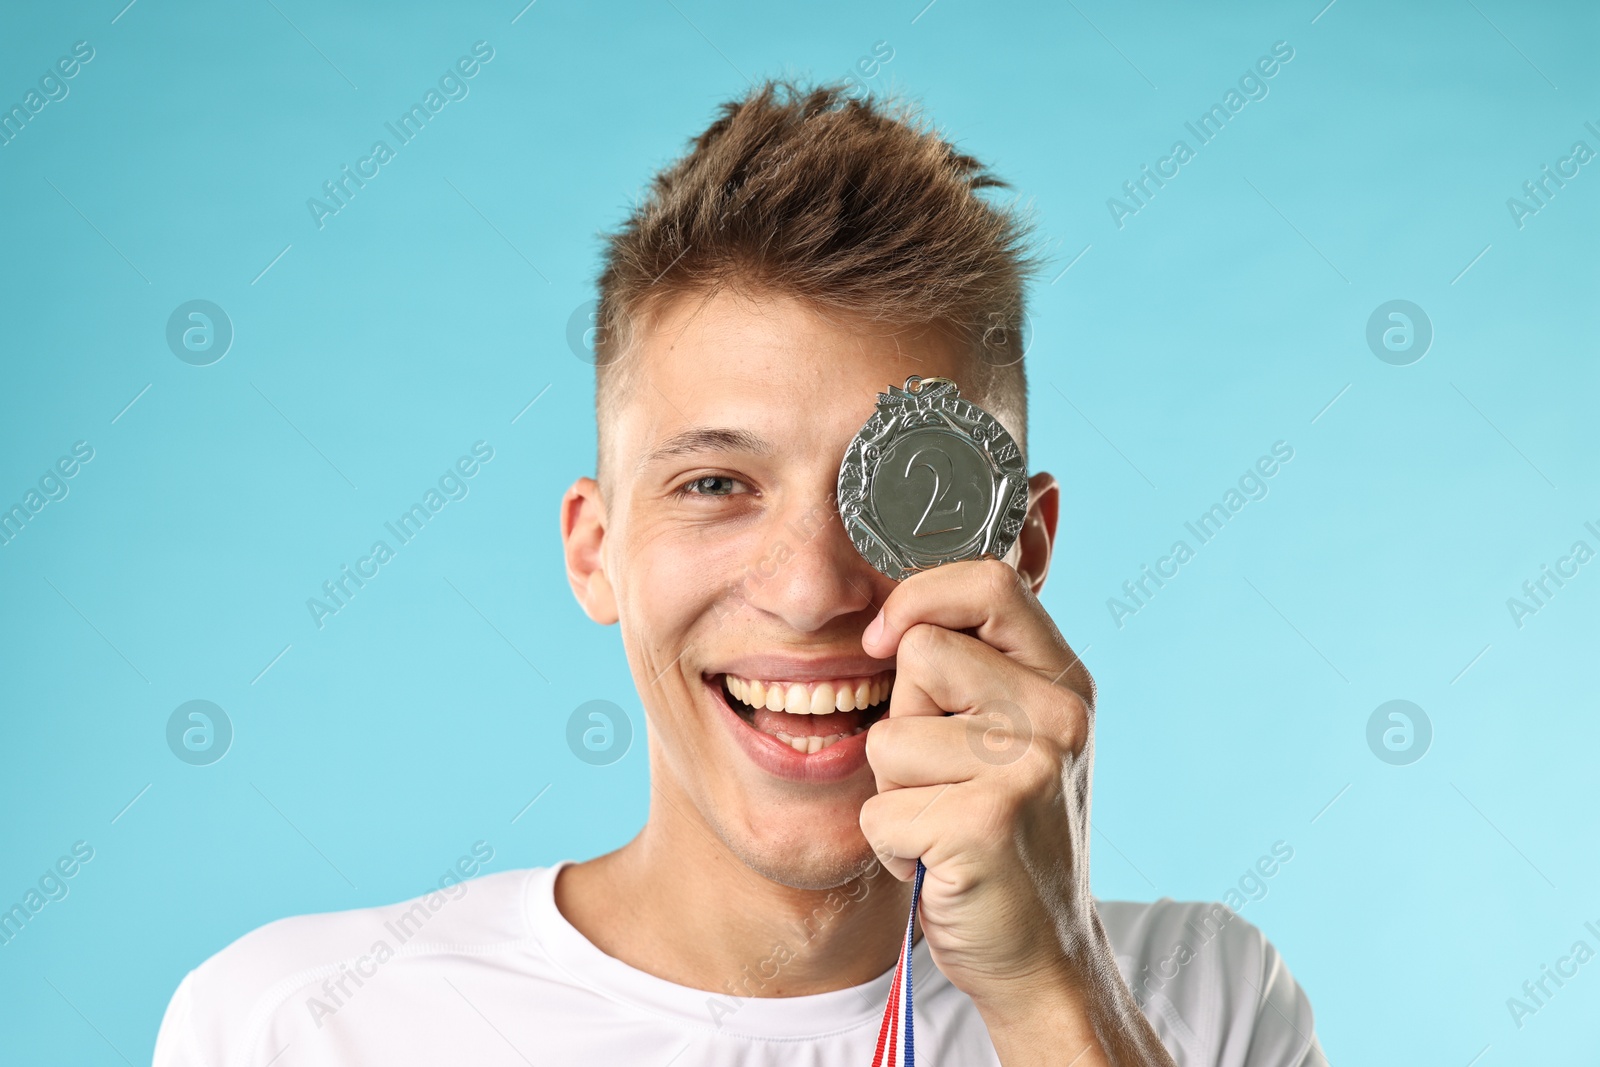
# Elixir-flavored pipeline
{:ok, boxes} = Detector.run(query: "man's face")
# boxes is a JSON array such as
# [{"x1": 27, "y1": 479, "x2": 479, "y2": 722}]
[{"x1": 563, "y1": 288, "x2": 1025, "y2": 891}]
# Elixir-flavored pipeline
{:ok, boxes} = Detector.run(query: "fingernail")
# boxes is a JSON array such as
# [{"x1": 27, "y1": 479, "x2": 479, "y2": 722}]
[{"x1": 864, "y1": 611, "x2": 885, "y2": 646}]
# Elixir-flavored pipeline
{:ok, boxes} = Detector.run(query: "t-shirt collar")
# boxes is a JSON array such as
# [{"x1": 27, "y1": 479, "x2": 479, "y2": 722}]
[{"x1": 525, "y1": 859, "x2": 932, "y2": 1041}]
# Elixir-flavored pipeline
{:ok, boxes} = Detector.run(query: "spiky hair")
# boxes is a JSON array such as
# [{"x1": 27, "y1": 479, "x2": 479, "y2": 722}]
[{"x1": 590, "y1": 77, "x2": 1046, "y2": 481}]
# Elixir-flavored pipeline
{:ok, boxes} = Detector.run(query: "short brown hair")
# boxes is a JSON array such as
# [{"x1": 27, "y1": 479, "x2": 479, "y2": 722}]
[{"x1": 590, "y1": 77, "x2": 1046, "y2": 481}]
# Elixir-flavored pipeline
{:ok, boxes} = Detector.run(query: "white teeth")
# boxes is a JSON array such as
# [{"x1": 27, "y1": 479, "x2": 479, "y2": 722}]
[
  {"x1": 770, "y1": 729, "x2": 866, "y2": 754},
  {"x1": 723, "y1": 673, "x2": 893, "y2": 716}
]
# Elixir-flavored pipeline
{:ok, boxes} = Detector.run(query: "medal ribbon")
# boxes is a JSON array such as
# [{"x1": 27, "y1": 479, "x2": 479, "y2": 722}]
[{"x1": 869, "y1": 859, "x2": 925, "y2": 1067}]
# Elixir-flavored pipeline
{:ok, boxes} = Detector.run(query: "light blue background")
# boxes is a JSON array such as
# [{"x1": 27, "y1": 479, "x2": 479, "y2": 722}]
[{"x1": 2, "y1": 1, "x2": 1596, "y2": 1063}]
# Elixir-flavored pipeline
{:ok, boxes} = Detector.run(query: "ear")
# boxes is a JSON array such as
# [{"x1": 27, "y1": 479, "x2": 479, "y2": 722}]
[
  {"x1": 1015, "y1": 471, "x2": 1059, "y2": 595},
  {"x1": 560, "y1": 477, "x2": 619, "y2": 625}
]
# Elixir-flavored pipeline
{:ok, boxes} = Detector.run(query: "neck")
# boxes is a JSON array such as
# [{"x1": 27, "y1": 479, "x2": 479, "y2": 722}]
[{"x1": 554, "y1": 781, "x2": 914, "y2": 999}]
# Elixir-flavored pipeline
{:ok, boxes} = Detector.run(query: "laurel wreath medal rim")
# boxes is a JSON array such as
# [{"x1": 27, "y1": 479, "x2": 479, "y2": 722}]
[{"x1": 836, "y1": 377, "x2": 1029, "y2": 581}]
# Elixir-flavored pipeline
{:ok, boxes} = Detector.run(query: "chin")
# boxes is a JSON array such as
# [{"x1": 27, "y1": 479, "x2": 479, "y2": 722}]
[
  {"x1": 652, "y1": 654, "x2": 899, "y2": 891},
  {"x1": 707, "y1": 777, "x2": 883, "y2": 895},
  {"x1": 739, "y1": 837, "x2": 881, "y2": 892}
]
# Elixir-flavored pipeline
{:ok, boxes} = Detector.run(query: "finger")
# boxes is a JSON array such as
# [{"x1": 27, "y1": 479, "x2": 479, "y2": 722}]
[
  {"x1": 869, "y1": 627, "x2": 1085, "y2": 787},
  {"x1": 887, "y1": 622, "x2": 1036, "y2": 718},
  {"x1": 864, "y1": 714, "x2": 978, "y2": 793},
  {"x1": 894, "y1": 622, "x2": 1084, "y2": 745},
  {"x1": 859, "y1": 783, "x2": 963, "y2": 880},
  {"x1": 862, "y1": 558, "x2": 1087, "y2": 689},
  {"x1": 866, "y1": 709, "x2": 1047, "y2": 792}
]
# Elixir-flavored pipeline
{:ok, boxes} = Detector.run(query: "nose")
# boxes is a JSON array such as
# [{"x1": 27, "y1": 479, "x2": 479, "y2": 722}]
[{"x1": 743, "y1": 494, "x2": 881, "y2": 634}]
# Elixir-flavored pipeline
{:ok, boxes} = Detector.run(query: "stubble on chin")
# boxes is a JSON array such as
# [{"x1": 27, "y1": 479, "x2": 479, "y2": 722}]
[{"x1": 707, "y1": 812, "x2": 881, "y2": 892}]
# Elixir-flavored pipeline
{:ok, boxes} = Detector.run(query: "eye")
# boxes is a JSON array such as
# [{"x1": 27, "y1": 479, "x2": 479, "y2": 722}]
[{"x1": 675, "y1": 475, "x2": 747, "y2": 498}]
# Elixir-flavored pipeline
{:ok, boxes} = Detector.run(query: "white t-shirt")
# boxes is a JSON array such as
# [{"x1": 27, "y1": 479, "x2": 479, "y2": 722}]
[{"x1": 154, "y1": 861, "x2": 1327, "y2": 1066}]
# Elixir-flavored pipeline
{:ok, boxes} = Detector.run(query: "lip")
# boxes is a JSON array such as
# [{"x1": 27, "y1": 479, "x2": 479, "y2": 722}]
[
  {"x1": 709, "y1": 654, "x2": 894, "y2": 684},
  {"x1": 706, "y1": 674, "x2": 878, "y2": 784}
]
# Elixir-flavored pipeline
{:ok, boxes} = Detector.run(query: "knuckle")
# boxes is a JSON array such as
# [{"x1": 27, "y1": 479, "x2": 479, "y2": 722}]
[
  {"x1": 1054, "y1": 685, "x2": 1087, "y2": 720},
  {"x1": 1053, "y1": 689, "x2": 1091, "y2": 750},
  {"x1": 901, "y1": 622, "x2": 946, "y2": 660},
  {"x1": 1075, "y1": 664, "x2": 1099, "y2": 716},
  {"x1": 1018, "y1": 741, "x2": 1060, "y2": 789},
  {"x1": 858, "y1": 794, "x2": 884, "y2": 833},
  {"x1": 863, "y1": 718, "x2": 893, "y2": 760},
  {"x1": 978, "y1": 558, "x2": 1023, "y2": 603},
  {"x1": 1049, "y1": 662, "x2": 1096, "y2": 725},
  {"x1": 1057, "y1": 650, "x2": 1097, "y2": 704},
  {"x1": 867, "y1": 833, "x2": 901, "y2": 863},
  {"x1": 879, "y1": 596, "x2": 907, "y2": 638}
]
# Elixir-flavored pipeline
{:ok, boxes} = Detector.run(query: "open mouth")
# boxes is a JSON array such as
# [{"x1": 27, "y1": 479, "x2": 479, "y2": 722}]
[{"x1": 713, "y1": 671, "x2": 894, "y2": 755}]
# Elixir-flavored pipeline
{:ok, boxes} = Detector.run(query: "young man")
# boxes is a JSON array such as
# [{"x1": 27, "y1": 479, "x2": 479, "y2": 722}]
[{"x1": 156, "y1": 79, "x2": 1325, "y2": 1066}]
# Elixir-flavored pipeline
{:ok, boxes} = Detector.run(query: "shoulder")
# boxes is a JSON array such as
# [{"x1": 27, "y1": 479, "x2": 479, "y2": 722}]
[
  {"x1": 153, "y1": 866, "x2": 541, "y2": 1067},
  {"x1": 1096, "y1": 898, "x2": 1328, "y2": 1067}
]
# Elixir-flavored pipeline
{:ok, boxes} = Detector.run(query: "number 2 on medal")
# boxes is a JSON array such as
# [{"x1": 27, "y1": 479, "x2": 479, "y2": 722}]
[{"x1": 905, "y1": 445, "x2": 966, "y2": 537}]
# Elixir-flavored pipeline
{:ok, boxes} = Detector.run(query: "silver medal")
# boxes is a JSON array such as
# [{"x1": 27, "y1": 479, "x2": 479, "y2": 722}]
[{"x1": 837, "y1": 376, "x2": 1030, "y2": 581}]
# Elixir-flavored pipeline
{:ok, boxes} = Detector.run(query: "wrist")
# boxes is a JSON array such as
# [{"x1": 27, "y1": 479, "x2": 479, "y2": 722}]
[
  {"x1": 976, "y1": 991, "x2": 1108, "y2": 1067},
  {"x1": 969, "y1": 953, "x2": 1107, "y2": 1066},
  {"x1": 970, "y1": 930, "x2": 1173, "y2": 1067}
]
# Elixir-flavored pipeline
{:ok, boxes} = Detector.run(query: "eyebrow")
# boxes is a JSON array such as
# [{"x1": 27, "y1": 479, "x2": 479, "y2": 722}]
[{"x1": 636, "y1": 427, "x2": 773, "y2": 472}]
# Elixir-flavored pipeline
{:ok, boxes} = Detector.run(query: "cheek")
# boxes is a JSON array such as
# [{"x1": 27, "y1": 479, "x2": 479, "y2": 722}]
[
  {"x1": 615, "y1": 519, "x2": 760, "y2": 637},
  {"x1": 650, "y1": 516, "x2": 739, "y2": 576}
]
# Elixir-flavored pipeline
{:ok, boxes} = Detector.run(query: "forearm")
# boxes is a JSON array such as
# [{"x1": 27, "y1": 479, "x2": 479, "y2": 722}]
[{"x1": 975, "y1": 918, "x2": 1177, "y2": 1067}]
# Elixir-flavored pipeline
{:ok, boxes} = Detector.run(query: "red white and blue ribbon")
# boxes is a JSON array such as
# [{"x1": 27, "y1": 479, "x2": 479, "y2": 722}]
[{"x1": 870, "y1": 858, "x2": 925, "y2": 1067}]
